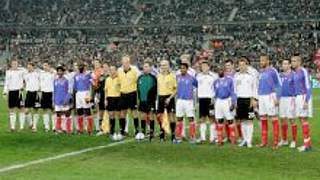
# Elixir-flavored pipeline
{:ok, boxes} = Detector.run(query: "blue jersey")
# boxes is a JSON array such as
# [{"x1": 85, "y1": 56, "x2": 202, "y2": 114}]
[
  {"x1": 74, "y1": 72, "x2": 92, "y2": 92},
  {"x1": 293, "y1": 67, "x2": 311, "y2": 103},
  {"x1": 213, "y1": 77, "x2": 237, "y2": 105},
  {"x1": 176, "y1": 73, "x2": 197, "y2": 100},
  {"x1": 280, "y1": 71, "x2": 296, "y2": 97},
  {"x1": 54, "y1": 76, "x2": 70, "y2": 106},
  {"x1": 258, "y1": 67, "x2": 282, "y2": 99}
]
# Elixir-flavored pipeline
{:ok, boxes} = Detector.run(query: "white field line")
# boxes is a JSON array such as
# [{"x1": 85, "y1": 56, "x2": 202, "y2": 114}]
[{"x1": 0, "y1": 139, "x2": 134, "y2": 174}]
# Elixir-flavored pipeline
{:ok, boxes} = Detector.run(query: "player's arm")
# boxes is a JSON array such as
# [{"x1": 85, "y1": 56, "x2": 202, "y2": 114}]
[
  {"x1": 303, "y1": 68, "x2": 312, "y2": 104},
  {"x1": 230, "y1": 79, "x2": 237, "y2": 110},
  {"x1": 272, "y1": 68, "x2": 282, "y2": 100},
  {"x1": 3, "y1": 70, "x2": 9, "y2": 95}
]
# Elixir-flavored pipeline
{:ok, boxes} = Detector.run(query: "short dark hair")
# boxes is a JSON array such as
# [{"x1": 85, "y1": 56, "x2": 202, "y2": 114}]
[
  {"x1": 224, "y1": 59, "x2": 233, "y2": 65},
  {"x1": 281, "y1": 59, "x2": 291, "y2": 64},
  {"x1": 180, "y1": 62, "x2": 189, "y2": 69},
  {"x1": 56, "y1": 65, "x2": 65, "y2": 71}
]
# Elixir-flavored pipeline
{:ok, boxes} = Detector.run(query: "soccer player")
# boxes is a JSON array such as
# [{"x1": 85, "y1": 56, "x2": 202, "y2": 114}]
[
  {"x1": 23, "y1": 62, "x2": 41, "y2": 132},
  {"x1": 175, "y1": 63, "x2": 198, "y2": 144},
  {"x1": 291, "y1": 54, "x2": 312, "y2": 152},
  {"x1": 105, "y1": 65, "x2": 121, "y2": 140},
  {"x1": 157, "y1": 60, "x2": 177, "y2": 142},
  {"x1": 196, "y1": 61, "x2": 218, "y2": 143},
  {"x1": 53, "y1": 65, "x2": 71, "y2": 133},
  {"x1": 118, "y1": 55, "x2": 139, "y2": 137},
  {"x1": 234, "y1": 58, "x2": 257, "y2": 148},
  {"x1": 214, "y1": 66, "x2": 237, "y2": 146},
  {"x1": 3, "y1": 59, "x2": 25, "y2": 131},
  {"x1": 74, "y1": 63, "x2": 94, "y2": 135},
  {"x1": 39, "y1": 61, "x2": 55, "y2": 132},
  {"x1": 257, "y1": 54, "x2": 282, "y2": 149},
  {"x1": 137, "y1": 61, "x2": 157, "y2": 141},
  {"x1": 278, "y1": 59, "x2": 297, "y2": 148}
]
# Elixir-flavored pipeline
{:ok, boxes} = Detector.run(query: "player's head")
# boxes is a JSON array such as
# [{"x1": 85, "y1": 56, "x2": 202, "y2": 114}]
[
  {"x1": 109, "y1": 65, "x2": 117, "y2": 77},
  {"x1": 291, "y1": 53, "x2": 302, "y2": 69},
  {"x1": 10, "y1": 59, "x2": 18, "y2": 69},
  {"x1": 27, "y1": 62, "x2": 35, "y2": 72},
  {"x1": 281, "y1": 59, "x2": 291, "y2": 72},
  {"x1": 93, "y1": 59, "x2": 101, "y2": 69},
  {"x1": 160, "y1": 60, "x2": 170, "y2": 73},
  {"x1": 56, "y1": 65, "x2": 65, "y2": 77},
  {"x1": 259, "y1": 53, "x2": 270, "y2": 68},
  {"x1": 78, "y1": 63, "x2": 85, "y2": 73},
  {"x1": 217, "y1": 65, "x2": 224, "y2": 78},
  {"x1": 180, "y1": 63, "x2": 188, "y2": 75},
  {"x1": 102, "y1": 62, "x2": 109, "y2": 75},
  {"x1": 201, "y1": 60, "x2": 210, "y2": 73},
  {"x1": 43, "y1": 61, "x2": 51, "y2": 71},
  {"x1": 224, "y1": 59, "x2": 234, "y2": 73},
  {"x1": 238, "y1": 57, "x2": 248, "y2": 73},
  {"x1": 121, "y1": 55, "x2": 131, "y2": 71},
  {"x1": 143, "y1": 61, "x2": 152, "y2": 74}
]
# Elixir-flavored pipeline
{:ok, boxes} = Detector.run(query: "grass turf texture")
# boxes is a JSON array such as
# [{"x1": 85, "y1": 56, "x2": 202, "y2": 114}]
[{"x1": 0, "y1": 89, "x2": 319, "y2": 180}]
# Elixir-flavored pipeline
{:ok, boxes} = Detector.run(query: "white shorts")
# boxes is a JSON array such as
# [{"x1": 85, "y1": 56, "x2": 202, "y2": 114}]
[
  {"x1": 54, "y1": 105, "x2": 69, "y2": 112},
  {"x1": 215, "y1": 98, "x2": 234, "y2": 120},
  {"x1": 76, "y1": 91, "x2": 92, "y2": 109},
  {"x1": 279, "y1": 97, "x2": 296, "y2": 119},
  {"x1": 176, "y1": 99, "x2": 195, "y2": 118},
  {"x1": 295, "y1": 94, "x2": 312, "y2": 118},
  {"x1": 258, "y1": 93, "x2": 278, "y2": 116}
]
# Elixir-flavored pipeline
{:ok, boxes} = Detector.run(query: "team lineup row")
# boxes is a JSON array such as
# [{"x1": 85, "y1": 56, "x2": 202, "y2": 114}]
[{"x1": 3, "y1": 53, "x2": 312, "y2": 152}]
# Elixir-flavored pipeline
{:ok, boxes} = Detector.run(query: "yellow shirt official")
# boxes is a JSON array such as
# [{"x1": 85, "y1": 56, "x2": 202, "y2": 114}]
[
  {"x1": 157, "y1": 72, "x2": 177, "y2": 96},
  {"x1": 105, "y1": 76, "x2": 121, "y2": 97},
  {"x1": 118, "y1": 68, "x2": 138, "y2": 94}
]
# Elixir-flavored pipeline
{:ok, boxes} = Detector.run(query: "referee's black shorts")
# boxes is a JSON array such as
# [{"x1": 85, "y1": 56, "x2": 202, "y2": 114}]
[
  {"x1": 41, "y1": 92, "x2": 53, "y2": 109},
  {"x1": 8, "y1": 90, "x2": 22, "y2": 108},
  {"x1": 157, "y1": 95, "x2": 175, "y2": 113},
  {"x1": 106, "y1": 97, "x2": 120, "y2": 111},
  {"x1": 236, "y1": 98, "x2": 254, "y2": 120},
  {"x1": 139, "y1": 101, "x2": 156, "y2": 113},
  {"x1": 199, "y1": 98, "x2": 212, "y2": 117},
  {"x1": 119, "y1": 92, "x2": 137, "y2": 110}
]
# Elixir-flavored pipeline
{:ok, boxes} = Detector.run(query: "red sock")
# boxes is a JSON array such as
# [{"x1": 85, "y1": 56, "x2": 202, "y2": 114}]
[
  {"x1": 281, "y1": 120, "x2": 288, "y2": 141},
  {"x1": 236, "y1": 123, "x2": 242, "y2": 139},
  {"x1": 225, "y1": 123, "x2": 230, "y2": 140},
  {"x1": 189, "y1": 121, "x2": 196, "y2": 139},
  {"x1": 291, "y1": 123, "x2": 297, "y2": 142},
  {"x1": 228, "y1": 124, "x2": 236, "y2": 144},
  {"x1": 78, "y1": 116, "x2": 84, "y2": 133},
  {"x1": 261, "y1": 116, "x2": 268, "y2": 145},
  {"x1": 272, "y1": 118, "x2": 279, "y2": 146},
  {"x1": 56, "y1": 116, "x2": 62, "y2": 130},
  {"x1": 217, "y1": 124, "x2": 224, "y2": 144},
  {"x1": 175, "y1": 121, "x2": 183, "y2": 139},
  {"x1": 302, "y1": 120, "x2": 311, "y2": 148},
  {"x1": 87, "y1": 116, "x2": 93, "y2": 134},
  {"x1": 66, "y1": 116, "x2": 72, "y2": 133}
]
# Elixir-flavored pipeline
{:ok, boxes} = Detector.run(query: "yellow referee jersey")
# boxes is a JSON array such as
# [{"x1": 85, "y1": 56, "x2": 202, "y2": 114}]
[
  {"x1": 105, "y1": 76, "x2": 121, "y2": 97},
  {"x1": 118, "y1": 67, "x2": 138, "y2": 94},
  {"x1": 157, "y1": 72, "x2": 177, "y2": 96}
]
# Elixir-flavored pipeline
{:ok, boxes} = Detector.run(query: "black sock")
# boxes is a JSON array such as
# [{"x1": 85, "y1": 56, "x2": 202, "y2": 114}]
[
  {"x1": 110, "y1": 119, "x2": 115, "y2": 135},
  {"x1": 99, "y1": 119, "x2": 103, "y2": 131},
  {"x1": 141, "y1": 120, "x2": 146, "y2": 134},
  {"x1": 150, "y1": 120, "x2": 155, "y2": 135},
  {"x1": 134, "y1": 118, "x2": 139, "y2": 135},
  {"x1": 170, "y1": 122, "x2": 176, "y2": 141},
  {"x1": 119, "y1": 118, "x2": 125, "y2": 135}
]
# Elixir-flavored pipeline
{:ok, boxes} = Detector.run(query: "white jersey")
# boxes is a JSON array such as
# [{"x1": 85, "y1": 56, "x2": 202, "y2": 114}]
[
  {"x1": 234, "y1": 71, "x2": 258, "y2": 99},
  {"x1": 65, "y1": 71, "x2": 76, "y2": 94},
  {"x1": 24, "y1": 70, "x2": 40, "y2": 92},
  {"x1": 39, "y1": 70, "x2": 55, "y2": 92},
  {"x1": 4, "y1": 68, "x2": 25, "y2": 93},
  {"x1": 196, "y1": 71, "x2": 218, "y2": 98}
]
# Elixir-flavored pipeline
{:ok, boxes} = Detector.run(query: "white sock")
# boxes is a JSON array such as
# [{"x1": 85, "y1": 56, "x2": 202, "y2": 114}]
[
  {"x1": 26, "y1": 113, "x2": 33, "y2": 128},
  {"x1": 52, "y1": 114, "x2": 56, "y2": 130},
  {"x1": 62, "y1": 115, "x2": 66, "y2": 131},
  {"x1": 200, "y1": 123, "x2": 207, "y2": 141},
  {"x1": 19, "y1": 112, "x2": 25, "y2": 129},
  {"x1": 247, "y1": 121, "x2": 254, "y2": 145},
  {"x1": 241, "y1": 122, "x2": 247, "y2": 143},
  {"x1": 125, "y1": 114, "x2": 130, "y2": 133},
  {"x1": 9, "y1": 112, "x2": 16, "y2": 130},
  {"x1": 32, "y1": 113, "x2": 39, "y2": 130},
  {"x1": 182, "y1": 120, "x2": 186, "y2": 137},
  {"x1": 209, "y1": 123, "x2": 217, "y2": 142},
  {"x1": 95, "y1": 114, "x2": 100, "y2": 131},
  {"x1": 43, "y1": 113, "x2": 50, "y2": 130}
]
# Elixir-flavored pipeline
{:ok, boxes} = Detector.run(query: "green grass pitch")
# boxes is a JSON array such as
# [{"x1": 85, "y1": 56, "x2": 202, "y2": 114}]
[{"x1": 0, "y1": 89, "x2": 319, "y2": 180}]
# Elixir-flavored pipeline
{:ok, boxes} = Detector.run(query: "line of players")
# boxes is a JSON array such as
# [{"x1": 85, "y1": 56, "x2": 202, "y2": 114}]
[{"x1": 3, "y1": 53, "x2": 312, "y2": 152}]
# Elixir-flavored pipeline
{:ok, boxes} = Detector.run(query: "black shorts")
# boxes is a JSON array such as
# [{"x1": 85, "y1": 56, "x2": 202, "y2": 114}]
[
  {"x1": 98, "y1": 94, "x2": 106, "y2": 110},
  {"x1": 106, "y1": 97, "x2": 120, "y2": 111},
  {"x1": 119, "y1": 92, "x2": 137, "y2": 110},
  {"x1": 25, "y1": 91, "x2": 38, "y2": 108},
  {"x1": 139, "y1": 101, "x2": 156, "y2": 113},
  {"x1": 199, "y1": 98, "x2": 213, "y2": 117},
  {"x1": 8, "y1": 90, "x2": 22, "y2": 108},
  {"x1": 157, "y1": 95, "x2": 175, "y2": 113},
  {"x1": 41, "y1": 92, "x2": 53, "y2": 109},
  {"x1": 236, "y1": 98, "x2": 254, "y2": 120}
]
